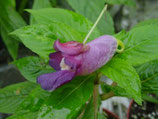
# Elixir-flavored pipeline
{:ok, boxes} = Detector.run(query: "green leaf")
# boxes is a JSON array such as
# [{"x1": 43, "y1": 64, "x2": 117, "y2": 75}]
[
  {"x1": 142, "y1": 94, "x2": 158, "y2": 104},
  {"x1": 12, "y1": 22, "x2": 83, "y2": 58},
  {"x1": 98, "y1": 113, "x2": 107, "y2": 119},
  {"x1": 100, "y1": 58, "x2": 142, "y2": 104},
  {"x1": 105, "y1": 0, "x2": 136, "y2": 6},
  {"x1": 0, "y1": 0, "x2": 15, "y2": 7},
  {"x1": 30, "y1": 0, "x2": 52, "y2": 24},
  {"x1": 82, "y1": 98, "x2": 95, "y2": 119},
  {"x1": 32, "y1": 0, "x2": 51, "y2": 9},
  {"x1": 0, "y1": 0, "x2": 26, "y2": 60},
  {"x1": 136, "y1": 60, "x2": 158, "y2": 93},
  {"x1": 13, "y1": 56, "x2": 54, "y2": 82},
  {"x1": 7, "y1": 86, "x2": 50, "y2": 119},
  {"x1": 7, "y1": 112, "x2": 38, "y2": 119},
  {"x1": 37, "y1": 75, "x2": 95, "y2": 119},
  {"x1": 67, "y1": 0, "x2": 114, "y2": 35},
  {"x1": 101, "y1": 83, "x2": 132, "y2": 98},
  {"x1": 0, "y1": 82, "x2": 37, "y2": 114},
  {"x1": 17, "y1": 86, "x2": 50, "y2": 112},
  {"x1": 133, "y1": 19, "x2": 158, "y2": 28},
  {"x1": 0, "y1": 27, "x2": 18, "y2": 60},
  {"x1": 114, "y1": 30, "x2": 127, "y2": 40},
  {"x1": 27, "y1": 8, "x2": 101, "y2": 40},
  {"x1": 117, "y1": 25, "x2": 158, "y2": 66}
]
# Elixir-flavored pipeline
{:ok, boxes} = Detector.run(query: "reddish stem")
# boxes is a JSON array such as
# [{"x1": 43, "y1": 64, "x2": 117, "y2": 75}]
[{"x1": 126, "y1": 100, "x2": 134, "y2": 119}]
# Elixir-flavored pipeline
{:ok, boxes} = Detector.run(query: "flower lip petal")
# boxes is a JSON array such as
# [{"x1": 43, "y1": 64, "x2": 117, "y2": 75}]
[
  {"x1": 49, "y1": 52, "x2": 63, "y2": 71},
  {"x1": 37, "y1": 70, "x2": 75, "y2": 91},
  {"x1": 54, "y1": 39, "x2": 86, "y2": 55}
]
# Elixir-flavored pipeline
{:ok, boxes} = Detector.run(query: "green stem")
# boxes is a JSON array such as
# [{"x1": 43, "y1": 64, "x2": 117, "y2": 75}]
[
  {"x1": 93, "y1": 84, "x2": 99, "y2": 119},
  {"x1": 76, "y1": 104, "x2": 86, "y2": 119},
  {"x1": 101, "y1": 82, "x2": 117, "y2": 100},
  {"x1": 116, "y1": 39, "x2": 125, "y2": 53},
  {"x1": 101, "y1": 91, "x2": 114, "y2": 100},
  {"x1": 83, "y1": 4, "x2": 108, "y2": 44}
]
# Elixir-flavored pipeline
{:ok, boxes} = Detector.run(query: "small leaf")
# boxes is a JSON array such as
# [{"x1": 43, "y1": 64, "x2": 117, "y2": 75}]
[
  {"x1": 0, "y1": 82, "x2": 37, "y2": 114},
  {"x1": 37, "y1": 75, "x2": 95, "y2": 119},
  {"x1": 13, "y1": 56, "x2": 54, "y2": 82},
  {"x1": 100, "y1": 58, "x2": 142, "y2": 104},
  {"x1": 101, "y1": 83, "x2": 132, "y2": 98},
  {"x1": 136, "y1": 59, "x2": 158, "y2": 93},
  {"x1": 12, "y1": 22, "x2": 83, "y2": 58},
  {"x1": 67, "y1": 0, "x2": 114, "y2": 35},
  {"x1": 142, "y1": 94, "x2": 158, "y2": 104}
]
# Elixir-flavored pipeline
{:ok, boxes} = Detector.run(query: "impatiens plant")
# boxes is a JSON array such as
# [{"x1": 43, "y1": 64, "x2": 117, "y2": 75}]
[{"x1": 0, "y1": 0, "x2": 158, "y2": 119}]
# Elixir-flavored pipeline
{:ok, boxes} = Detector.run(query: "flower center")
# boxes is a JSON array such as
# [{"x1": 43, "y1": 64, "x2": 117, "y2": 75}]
[{"x1": 60, "y1": 58, "x2": 71, "y2": 70}]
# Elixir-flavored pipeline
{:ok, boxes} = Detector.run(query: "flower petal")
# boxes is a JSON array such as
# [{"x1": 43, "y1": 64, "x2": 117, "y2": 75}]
[
  {"x1": 54, "y1": 39, "x2": 85, "y2": 55},
  {"x1": 64, "y1": 56, "x2": 81, "y2": 72},
  {"x1": 37, "y1": 70, "x2": 75, "y2": 91},
  {"x1": 77, "y1": 35, "x2": 117, "y2": 75},
  {"x1": 49, "y1": 52, "x2": 63, "y2": 71}
]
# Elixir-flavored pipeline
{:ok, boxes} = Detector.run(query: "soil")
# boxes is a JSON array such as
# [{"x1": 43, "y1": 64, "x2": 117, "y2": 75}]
[{"x1": 127, "y1": 100, "x2": 158, "y2": 119}]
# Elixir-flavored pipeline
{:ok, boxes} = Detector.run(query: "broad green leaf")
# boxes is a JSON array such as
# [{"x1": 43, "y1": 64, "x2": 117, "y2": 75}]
[
  {"x1": 67, "y1": 0, "x2": 114, "y2": 35},
  {"x1": 27, "y1": 8, "x2": 101, "y2": 40},
  {"x1": 12, "y1": 22, "x2": 83, "y2": 58},
  {"x1": 37, "y1": 75, "x2": 95, "y2": 119},
  {"x1": 133, "y1": 19, "x2": 158, "y2": 28},
  {"x1": 0, "y1": 0, "x2": 26, "y2": 60},
  {"x1": 0, "y1": 82, "x2": 37, "y2": 114},
  {"x1": 30, "y1": 0, "x2": 52, "y2": 24},
  {"x1": 100, "y1": 58, "x2": 142, "y2": 104},
  {"x1": 105, "y1": 0, "x2": 136, "y2": 6},
  {"x1": 136, "y1": 60, "x2": 158, "y2": 93},
  {"x1": 13, "y1": 56, "x2": 54, "y2": 83},
  {"x1": 117, "y1": 25, "x2": 158, "y2": 66},
  {"x1": 7, "y1": 86, "x2": 50, "y2": 119},
  {"x1": 17, "y1": 86, "x2": 50, "y2": 112}
]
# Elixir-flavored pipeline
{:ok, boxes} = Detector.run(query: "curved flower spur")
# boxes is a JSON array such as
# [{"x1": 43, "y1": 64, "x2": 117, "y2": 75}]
[{"x1": 37, "y1": 5, "x2": 125, "y2": 91}]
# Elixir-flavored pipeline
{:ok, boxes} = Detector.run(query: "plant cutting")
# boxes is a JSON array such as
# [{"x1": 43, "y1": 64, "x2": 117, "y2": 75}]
[{"x1": 0, "y1": 0, "x2": 158, "y2": 119}]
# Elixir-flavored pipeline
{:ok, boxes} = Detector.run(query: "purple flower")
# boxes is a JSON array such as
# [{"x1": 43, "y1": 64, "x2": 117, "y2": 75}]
[{"x1": 37, "y1": 35, "x2": 117, "y2": 91}]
